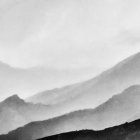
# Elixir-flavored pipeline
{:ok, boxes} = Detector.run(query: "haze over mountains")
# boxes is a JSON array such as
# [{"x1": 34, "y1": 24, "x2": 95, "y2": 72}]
[
  {"x1": 0, "y1": 94, "x2": 70, "y2": 134},
  {"x1": 0, "y1": 61, "x2": 96, "y2": 101},
  {"x1": 1, "y1": 0, "x2": 140, "y2": 101},
  {"x1": 0, "y1": 61, "x2": 57, "y2": 100},
  {"x1": 1, "y1": 0, "x2": 140, "y2": 71},
  {"x1": 1, "y1": 52, "x2": 140, "y2": 139},
  {"x1": 1, "y1": 1, "x2": 140, "y2": 140},
  {"x1": 27, "y1": 52, "x2": 140, "y2": 111},
  {"x1": 2, "y1": 85, "x2": 140, "y2": 140},
  {"x1": 38, "y1": 119, "x2": 140, "y2": 140}
]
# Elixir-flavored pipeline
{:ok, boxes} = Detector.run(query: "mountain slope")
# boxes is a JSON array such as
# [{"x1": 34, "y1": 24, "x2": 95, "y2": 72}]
[
  {"x1": 38, "y1": 119, "x2": 140, "y2": 140},
  {"x1": 2, "y1": 85, "x2": 140, "y2": 140},
  {"x1": 0, "y1": 61, "x2": 91, "y2": 101},
  {"x1": 27, "y1": 52, "x2": 140, "y2": 111},
  {"x1": 0, "y1": 95, "x2": 68, "y2": 134},
  {"x1": 0, "y1": 61, "x2": 59, "y2": 101}
]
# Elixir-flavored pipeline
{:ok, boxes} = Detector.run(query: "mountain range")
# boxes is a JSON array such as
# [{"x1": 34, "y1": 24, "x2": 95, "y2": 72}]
[
  {"x1": 27, "y1": 52, "x2": 140, "y2": 111},
  {"x1": 1, "y1": 52, "x2": 140, "y2": 139},
  {"x1": 0, "y1": 62, "x2": 58, "y2": 101},
  {"x1": 1, "y1": 85, "x2": 140, "y2": 140},
  {"x1": 0, "y1": 61, "x2": 89, "y2": 101},
  {"x1": 38, "y1": 119, "x2": 140, "y2": 140},
  {"x1": 0, "y1": 94, "x2": 69, "y2": 134}
]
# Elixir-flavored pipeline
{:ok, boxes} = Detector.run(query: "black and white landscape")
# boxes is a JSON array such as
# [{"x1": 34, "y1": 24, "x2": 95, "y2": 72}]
[
  {"x1": 1, "y1": 0, "x2": 140, "y2": 140},
  {"x1": 38, "y1": 119, "x2": 140, "y2": 140}
]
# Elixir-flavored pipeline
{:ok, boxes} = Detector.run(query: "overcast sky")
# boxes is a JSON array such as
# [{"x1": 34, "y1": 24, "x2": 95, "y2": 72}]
[{"x1": 0, "y1": 0, "x2": 140, "y2": 96}]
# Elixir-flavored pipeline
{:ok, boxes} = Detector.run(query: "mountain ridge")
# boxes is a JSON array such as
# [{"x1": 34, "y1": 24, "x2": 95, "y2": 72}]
[
  {"x1": 0, "y1": 94, "x2": 70, "y2": 134},
  {"x1": 27, "y1": 52, "x2": 140, "y2": 111},
  {"x1": 2, "y1": 85, "x2": 140, "y2": 140},
  {"x1": 38, "y1": 118, "x2": 140, "y2": 140}
]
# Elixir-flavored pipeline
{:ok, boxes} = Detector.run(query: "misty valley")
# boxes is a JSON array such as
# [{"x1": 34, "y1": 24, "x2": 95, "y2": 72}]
[
  {"x1": 0, "y1": 53, "x2": 140, "y2": 140},
  {"x1": 1, "y1": 0, "x2": 140, "y2": 140}
]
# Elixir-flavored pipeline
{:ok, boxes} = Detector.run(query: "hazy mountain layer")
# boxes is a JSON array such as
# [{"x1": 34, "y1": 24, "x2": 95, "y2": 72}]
[
  {"x1": 2, "y1": 85, "x2": 140, "y2": 140},
  {"x1": 27, "y1": 52, "x2": 140, "y2": 111},
  {"x1": 0, "y1": 95, "x2": 70, "y2": 134},
  {"x1": 0, "y1": 61, "x2": 65, "y2": 101},
  {"x1": 0, "y1": 61, "x2": 91, "y2": 101},
  {"x1": 38, "y1": 119, "x2": 140, "y2": 140}
]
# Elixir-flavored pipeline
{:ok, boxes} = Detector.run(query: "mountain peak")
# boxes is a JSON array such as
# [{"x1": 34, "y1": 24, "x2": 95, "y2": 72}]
[
  {"x1": 5, "y1": 94, "x2": 20, "y2": 100},
  {"x1": 3, "y1": 94, "x2": 25, "y2": 105}
]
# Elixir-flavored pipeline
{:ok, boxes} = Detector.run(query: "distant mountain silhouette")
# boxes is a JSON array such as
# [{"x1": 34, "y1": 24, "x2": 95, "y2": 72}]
[
  {"x1": 0, "y1": 95, "x2": 69, "y2": 134},
  {"x1": 0, "y1": 61, "x2": 80, "y2": 101},
  {"x1": 3, "y1": 94, "x2": 24, "y2": 105},
  {"x1": 27, "y1": 52, "x2": 140, "y2": 111},
  {"x1": 38, "y1": 119, "x2": 140, "y2": 140},
  {"x1": 2, "y1": 85, "x2": 140, "y2": 140}
]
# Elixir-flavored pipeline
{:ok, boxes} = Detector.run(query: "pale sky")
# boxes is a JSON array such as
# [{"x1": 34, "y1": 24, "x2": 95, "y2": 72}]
[{"x1": 0, "y1": 0, "x2": 140, "y2": 98}]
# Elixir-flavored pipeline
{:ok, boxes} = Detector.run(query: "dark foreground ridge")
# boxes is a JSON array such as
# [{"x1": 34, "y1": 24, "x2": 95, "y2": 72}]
[{"x1": 38, "y1": 119, "x2": 140, "y2": 140}]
